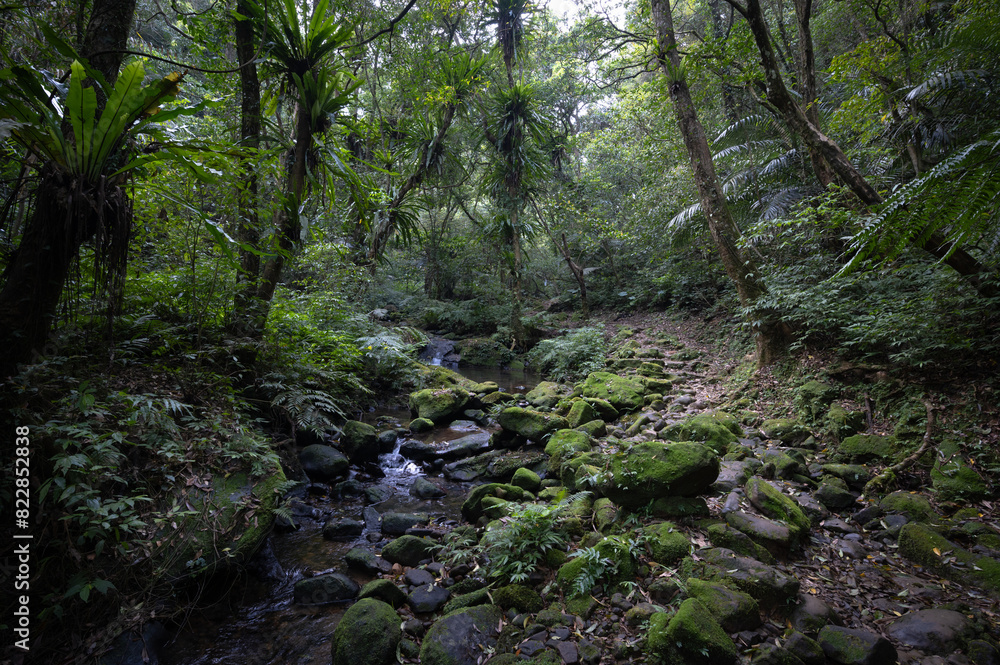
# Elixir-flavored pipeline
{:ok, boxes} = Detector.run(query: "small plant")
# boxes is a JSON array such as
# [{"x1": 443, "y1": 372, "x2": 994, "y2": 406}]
[
  {"x1": 525, "y1": 327, "x2": 607, "y2": 382},
  {"x1": 567, "y1": 546, "x2": 617, "y2": 596}
]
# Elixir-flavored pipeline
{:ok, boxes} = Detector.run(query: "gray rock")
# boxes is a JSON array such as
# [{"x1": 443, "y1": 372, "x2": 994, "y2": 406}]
[
  {"x1": 323, "y1": 518, "x2": 364, "y2": 540},
  {"x1": 381, "y1": 535, "x2": 436, "y2": 567},
  {"x1": 818, "y1": 625, "x2": 897, "y2": 665},
  {"x1": 833, "y1": 539, "x2": 867, "y2": 559},
  {"x1": 789, "y1": 593, "x2": 843, "y2": 634},
  {"x1": 713, "y1": 459, "x2": 761, "y2": 493},
  {"x1": 341, "y1": 420, "x2": 380, "y2": 464},
  {"x1": 699, "y1": 548, "x2": 799, "y2": 608},
  {"x1": 382, "y1": 512, "x2": 429, "y2": 535},
  {"x1": 299, "y1": 444, "x2": 349, "y2": 482},
  {"x1": 404, "y1": 568, "x2": 436, "y2": 586},
  {"x1": 785, "y1": 631, "x2": 825, "y2": 665},
  {"x1": 815, "y1": 483, "x2": 858, "y2": 510},
  {"x1": 887, "y1": 609, "x2": 973, "y2": 654},
  {"x1": 437, "y1": 431, "x2": 491, "y2": 460},
  {"x1": 418, "y1": 604, "x2": 503, "y2": 665},
  {"x1": 725, "y1": 511, "x2": 800, "y2": 556},
  {"x1": 400, "y1": 439, "x2": 436, "y2": 460},
  {"x1": 365, "y1": 485, "x2": 393, "y2": 504},
  {"x1": 410, "y1": 476, "x2": 446, "y2": 498},
  {"x1": 793, "y1": 492, "x2": 831, "y2": 523},
  {"x1": 345, "y1": 547, "x2": 390, "y2": 574},
  {"x1": 377, "y1": 429, "x2": 398, "y2": 452},
  {"x1": 407, "y1": 583, "x2": 451, "y2": 613},
  {"x1": 358, "y1": 578, "x2": 407, "y2": 608},
  {"x1": 293, "y1": 572, "x2": 359, "y2": 604}
]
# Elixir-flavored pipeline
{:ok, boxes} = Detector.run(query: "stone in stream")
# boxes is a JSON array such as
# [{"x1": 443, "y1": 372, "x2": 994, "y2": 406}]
[
  {"x1": 293, "y1": 572, "x2": 359, "y2": 605},
  {"x1": 322, "y1": 518, "x2": 364, "y2": 540},
  {"x1": 408, "y1": 387, "x2": 471, "y2": 424},
  {"x1": 497, "y1": 406, "x2": 569, "y2": 442},
  {"x1": 418, "y1": 604, "x2": 503, "y2": 665},
  {"x1": 400, "y1": 439, "x2": 436, "y2": 460},
  {"x1": 410, "y1": 476, "x2": 446, "y2": 498},
  {"x1": 376, "y1": 428, "x2": 398, "y2": 453},
  {"x1": 817, "y1": 625, "x2": 897, "y2": 665},
  {"x1": 886, "y1": 609, "x2": 973, "y2": 654},
  {"x1": 437, "y1": 431, "x2": 491, "y2": 460},
  {"x1": 409, "y1": 417, "x2": 434, "y2": 433},
  {"x1": 381, "y1": 512, "x2": 429, "y2": 535},
  {"x1": 340, "y1": 420, "x2": 380, "y2": 464},
  {"x1": 345, "y1": 547, "x2": 390, "y2": 574},
  {"x1": 358, "y1": 578, "x2": 407, "y2": 608},
  {"x1": 381, "y1": 535, "x2": 436, "y2": 567},
  {"x1": 299, "y1": 444, "x2": 349, "y2": 482},
  {"x1": 404, "y1": 568, "x2": 436, "y2": 586},
  {"x1": 407, "y1": 583, "x2": 451, "y2": 613},
  {"x1": 330, "y1": 598, "x2": 402, "y2": 665}
]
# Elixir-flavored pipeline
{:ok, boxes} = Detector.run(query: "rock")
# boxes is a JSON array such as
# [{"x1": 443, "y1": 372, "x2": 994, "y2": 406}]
[
  {"x1": 967, "y1": 640, "x2": 1000, "y2": 665},
  {"x1": 299, "y1": 444, "x2": 349, "y2": 482},
  {"x1": 358, "y1": 578, "x2": 407, "y2": 608},
  {"x1": 377, "y1": 428, "x2": 398, "y2": 453},
  {"x1": 832, "y1": 538, "x2": 866, "y2": 559},
  {"x1": 898, "y1": 523, "x2": 1000, "y2": 592},
  {"x1": 438, "y1": 431, "x2": 492, "y2": 460},
  {"x1": 407, "y1": 583, "x2": 451, "y2": 613},
  {"x1": 887, "y1": 609, "x2": 973, "y2": 654},
  {"x1": 545, "y1": 429, "x2": 593, "y2": 473},
  {"x1": 323, "y1": 518, "x2": 364, "y2": 540},
  {"x1": 707, "y1": 523, "x2": 775, "y2": 564},
  {"x1": 409, "y1": 417, "x2": 434, "y2": 432},
  {"x1": 785, "y1": 632, "x2": 825, "y2": 665},
  {"x1": 815, "y1": 482, "x2": 857, "y2": 510},
  {"x1": 792, "y1": 493, "x2": 830, "y2": 523},
  {"x1": 817, "y1": 625, "x2": 897, "y2": 665},
  {"x1": 442, "y1": 587, "x2": 492, "y2": 614},
  {"x1": 696, "y1": 548, "x2": 800, "y2": 608},
  {"x1": 725, "y1": 511, "x2": 800, "y2": 556},
  {"x1": 381, "y1": 512, "x2": 429, "y2": 535},
  {"x1": 346, "y1": 547, "x2": 389, "y2": 574},
  {"x1": 750, "y1": 643, "x2": 806, "y2": 665},
  {"x1": 409, "y1": 387, "x2": 471, "y2": 424},
  {"x1": 932, "y1": 438, "x2": 989, "y2": 501},
  {"x1": 836, "y1": 434, "x2": 897, "y2": 463},
  {"x1": 820, "y1": 464, "x2": 870, "y2": 490},
  {"x1": 461, "y1": 483, "x2": 526, "y2": 522},
  {"x1": 497, "y1": 407, "x2": 569, "y2": 441},
  {"x1": 660, "y1": 412, "x2": 740, "y2": 454},
  {"x1": 410, "y1": 476, "x2": 447, "y2": 498},
  {"x1": 789, "y1": 593, "x2": 842, "y2": 634},
  {"x1": 364, "y1": 485, "x2": 393, "y2": 504},
  {"x1": 762, "y1": 449, "x2": 803, "y2": 479},
  {"x1": 418, "y1": 604, "x2": 503, "y2": 665},
  {"x1": 625, "y1": 602, "x2": 661, "y2": 625},
  {"x1": 294, "y1": 572, "x2": 359, "y2": 604},
  {"x1": 582, "y1": 397, "x2": 619, "y2": 421},
  {"x1": 340, "y1": 420, "x2": 380, "y2": 464},
  {"x1": 746, "y1": 478, "x2": 812, "y2": 534},
  {"x1": 600, "y1": 441, "x2": 720, "y2": 508},
  {"x1": 404, "y1": 568, "x2": 436, "y2": 586},
  {"x1": 577, "y1": 372, "x2": 645, "y2": 412},
  {"x1": 381, "y1": 535, "x2": 436, "y2": 567},
  {"x1": 650, "y1": 495, "x2": 711, "y2": 519},
  {"x1": 511, "y1": 467, "x2": 541, "y2": 493},
  {"x1": 685, "y1": 578, "x2": 761, "y2": 632},
  {"x1": 557, "y1": 536, "x2": 636, "y2": 594},
  {"x1": 826, "y1": 404, "x2": 865, "y2": 441},
  {"x1": 400, "y1": 439, "x2": 436, "y2": 460},
  {"x1": 794, "y1": 381, "x2": 838, "y2": 424},
  {"x1": 493, "y1": 584, "x2": 543, "y2": 613},
  {"x1": 880, "y1": 491, "x2": 933, "y2": 521},
  {"x1": 647, "y1": 600, "x2": 739, "y2": 665},
  {"x1": 713, "y1": 459, "x2": 761, "y2": 492},
  {"x1": 526, "y1": 381, "x2": 569, "y2": 408},
  {"x1": 566, "y1": 399, "x2": 599, "y2": 428},
  {"x1": 641, "y1": 521, "x2": 691, "y2": 565},
  {"x1": 556, "y1": 640, "x2": 579, "y2": 664},
  {"x1": 760, "y1": 418, "x2": 811, "y2": 444},
  {"x1": 331, "y1": 598, "x2": 402, "y2": 665}
]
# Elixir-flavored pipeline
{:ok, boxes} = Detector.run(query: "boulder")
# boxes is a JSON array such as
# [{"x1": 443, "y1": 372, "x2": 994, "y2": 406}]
[
  {"x1": 600, "y1": 441, "x2": 720, "y2": 508},
  {"x1": 407, "y1": 584, "x2": 451, "y2": 613},
  {"x1": 294, "y1": 572, "x2": 359, "y2": 604},
  {"x1": 817, "y1": 625, "x2": 897, "y2": 665},
  {"x1": 706, "y1": 523, "x2": 775, "y2": 564},
  {"x1": 577, "y1": 372, "x2": 645, "y2": 412},
  {"x1": 346, "y1": 548, "x2": 389, "y2": 574},
  {"x1": 492, "y1": 584, "x2": 543, "y2": 613},
  {"x1": 323, "y1": 519, "x2": 364, "y2": 540},
  {"x1": 794, "y1": 380, "x2": 837, "y2": 424},
  {"x1": 725, "y1": 511, "x2": 801, "y2": 556},
  {"x1": 695, "y1": 548, "x2": 799, "y2": 609},
  {"x1": 526, "y1": 381, "x2": 569, "y2": 408},
  {"x1": 497, "y1": 407, "x2": 569, "y2": 441},
  {"x1": 419, "y1": 604, "x2": 503, "y2": 665},
  {"x1": 331, "y1": 598, "x2": 402, "y2": 665},
  {"x1": 685, "y1": 578, "x2": 761, "y2": 632},
  {"x1": 836, "y1": 434, "x2": 897, "y2": 463},
  {"x1": 409, "y1": 417, "x2": 434, "y2": 433},
  {"x1": 566, "y1": 399, "x2": 599, "y2": 428},
  {"x1": 437, "y1": 431, "x2": 491, "y2": 460},
  {"x1": 789, "y1": 592, "x2": 843, "y2": 634},
  {"x1": 461, "y1": 483, "x2": 527, "y2": 522},
  {"x1": 745, "y1": 478, "x2": 812, "y2": 534},
  {"x1": 641, "y1": 521, "x2": 691, "y2": 565},
  {"x1": 299, "y1": 444, "x2": 349, "y2": 482},
  {"x1": 660, "y1": 412, "x2": 741, "y2": 454},
  {"x1": 647, "y1": 600, "x2": 739, "y2": 665},
  {"x1": 544, "y1": 429, "x2": 593, "y2": 473},
  {"x1": 381, "y1": 512, "x2": 429, "y2": 535},
  {"x1": 381, "y1": 535, "x2": 436, "y2": 567},
  {"x1": 760, "y1": 418, "x2": 811, "y2": 445},
  {"x1": 931, "y1": 438, "x2": 989, "y2": 501},
  {"x1": 898, "y1": 523, "x2": 1000, "y2": 592},
  {"x1": 409, "y1": 387, "x2": 471, "y2": 424},
  {"x1": 582, "y1": 397, "x2": 619, "y2": 421},
  {"x1": 410, "y1": 476, "x2": 447, "y2": 498},
  {"x1": 511, "y1": 467, "x2": 541, "y2": 493},
  {"x1": 358, "y1": 579, "x2": 407, "y2": 608},
  {"x1": 826, "y1": 404, "x2": 865, "y2": 441},
  {"x1": 887, "y1": 609, "x2": 973, "y2": 654}
]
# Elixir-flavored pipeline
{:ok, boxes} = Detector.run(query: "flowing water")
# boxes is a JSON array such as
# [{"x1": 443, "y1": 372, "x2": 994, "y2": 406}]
[{"x1": 159, "y1": 362, "x2": 540, "y2": 665}]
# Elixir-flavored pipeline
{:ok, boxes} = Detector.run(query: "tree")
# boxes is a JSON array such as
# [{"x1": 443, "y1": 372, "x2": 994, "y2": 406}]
[{"x1": 651, "y1": 0, "x2": 788, "y2": 365}]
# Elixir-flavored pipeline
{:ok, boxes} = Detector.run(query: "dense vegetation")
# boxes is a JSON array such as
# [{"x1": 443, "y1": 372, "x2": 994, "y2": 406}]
[{"x1": 1, "y1": 0, "x2": 998, "y2": 660}]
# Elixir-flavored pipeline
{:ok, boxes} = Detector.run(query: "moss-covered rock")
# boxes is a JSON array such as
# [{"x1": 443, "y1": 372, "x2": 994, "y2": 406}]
[
  {"x1": 745, "y1": 478, "x2": 812, "y2": 534},
  {"x1": 358, "y1": 579, "x2": 407, "y2": 608},
  {"x1": 566, "y1": 399, "x2": 599, "y2": 428},
  {"x1": 642, "y1": 377, "x2": 674, "y2": 395},
  {"x1": 419, "y1": 605, "x2": 502, "y2": 665},
  {"x1": 685, "y1": 578, "x2": 761, "y2": 632},
  {"x1": 557, "y1": 536, "x2": 637, "y2": 595},
  {"x1": 647, "y1": 600, "x2": 739, "y2": 665},
  {"x1": 409, "y1": 417, "x2": 434, "y2": 433},
  {"x1": 340, "y1": 420, "x2": 379, "y2": 464},
  {"x1": 593, "y1": 497, "x2": 618, "y2": 532},
  {"x1": 497, "y1": 407, "x2": 569, "y2": 442},
  {"x1": 441, "y1": 587, "x2": 492, "y2": 615},
  {"x1": 706, "y1": 523, "x2": 776, "y2": 564},
  {"x1": 481, "y1": 391, "x2": 517, "y2": 406},
  {"x1": 820, "y1": 464, "x2": 870, "y2": 490},
  {"x1": 880, "y1": 491, "x2": 933, "y2": 521},
  {"x1": 331, "y1": 598, "x2": 402, "y2": 665},
  {"x1": 931, "y1": 438, "x2": 989, "y2": 501},
  {"x1": 381, "y1": 535, "x2": 436, "y2": 567},
  {"x1": 511, "y1": 467, "x2": 541, "y2": 493},
  {"x1": 409, "y1": 387, "x2": 471, "y2": 424},
  {"x1": 760, "y1": 418, "x2": 811, "y2": 445},
  {"x1": 836, "y1": 434, "x2": 898, "y2": 463},
  {"x1": 650, "y1": 496, "x2": 711, "y2": 519},
  {"x1": 582, "y1": 397, "x2": 619, "y2": 422},
  {"x1": 493, "y1": 584, "x2": 543, "y2": 613},
  {"x1": 898, "y1": 523, "x2": 1000, "y2": 592},
  {"x1": 725, "y1": 511, "x2": 801, "y2": 556},
  {"x1": 300, "y1": 444, "x2": 349, "y2": 482},
  {"x1": 794, "y1": 380, "x2": 837, "y2": 424},
  {"x1": 544, "y1": 429, "x2": 593, "y2": 474},
  {"x1": 461, "y1": 483, "x2": 527, "y2": 522},
  {"x1": 641, "y1": 522, "x2": 691, "y2": 564},
  {"x1": 526, "y1": 381, "x2": 570, "y2": 408},
  {"x1": 690, "y1": 548, "x2": 800, "y2": 608},
  {"x1": 826, "y1": 404, "x2": 866, "y2": 441},
  {"x1": 600, "y1": 441, "x2": 719, "y2": 508},
  {"x1": 575, "y1": 419, "x2": 607, "y2": 438},
  {"x1": 660, "y1": 413, "x2": 739, "y2": 454},
  {"x1": 577, "y1": 372, "x2": 645, "y2": 412},
  {"x1": 817, "y1": 625, "x2": 897, "y2": 665},
  {"x1": 294, "y1": 572, "x2": 359, "y2": 604}
]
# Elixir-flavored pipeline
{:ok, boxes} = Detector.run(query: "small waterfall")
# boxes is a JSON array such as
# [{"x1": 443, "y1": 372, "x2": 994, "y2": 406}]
[
  {"x1": 418, "y1": 337, "x2": 460, "y2": 367},
  {"x1": 379, "y1": 439, "x2": 421, "y2": 478}
]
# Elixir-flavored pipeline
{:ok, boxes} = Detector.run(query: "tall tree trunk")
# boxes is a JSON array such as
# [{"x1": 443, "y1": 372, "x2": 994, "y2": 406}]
[
  {"x1": 509, "y1": 207, "x2": 527, "y2": 347},
  {"x1": 0, "y1": 0, "x2": 137, "y2": 378},
  {"x1": 790, "y1": 0, "x2": 835, "y2": 187},
  {"x1": 733, "y1": 0, "x2": 992, "y2": 289},
  {"x1": 652, "y1": 0, "x2": 788, "y2": 366},
  {"x1": 232, "y1": 0, "x2": 263, "y2": 335}
]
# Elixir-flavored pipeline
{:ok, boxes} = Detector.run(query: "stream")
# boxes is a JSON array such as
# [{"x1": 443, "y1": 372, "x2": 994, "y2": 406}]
[{"x1": 159, "y1": 359, "x2": 541, "y2": 665}]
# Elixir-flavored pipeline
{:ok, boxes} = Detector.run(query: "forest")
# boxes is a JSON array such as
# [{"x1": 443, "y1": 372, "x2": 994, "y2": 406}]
[{"x1": 1, "y1": 0, "x2": 999, "y2": 663}]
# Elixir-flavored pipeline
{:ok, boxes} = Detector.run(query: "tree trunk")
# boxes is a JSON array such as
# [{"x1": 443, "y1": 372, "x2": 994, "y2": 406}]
[
  {"x1": 652, "y1": 0, "x2": 788, "y2": 366},
  {"x1": 559, "y1": 233, "x2": 589, "y2": 317},
  {"x1": 0, "y1": 0, "x2": 137, "y2": 378},
  {"x1": 232, "y1": 0, "x2": 263, "y2": 334},
  {"x1": 790, "y1": 0, "x2": 835, "y2": 187}
]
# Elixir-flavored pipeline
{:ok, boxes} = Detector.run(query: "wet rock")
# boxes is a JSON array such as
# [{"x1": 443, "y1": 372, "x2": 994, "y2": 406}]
[
  {"x1": 887, "y1": 609, "x2": 973, "y2": 654},
  {"x1": 789, "y1": 593, "x2": 843, "y2": 634},
  {"x1": 407, "y1": 583, "x2": 451, "y2": 613},
  {"x1": 400, "y1": 439, "x2": 436, "y2": 460},
  {"x1": 686, "y1": 578, "x2": 761, "y2": 632},
  {"x1": 340, "y1": 420, "x2": 380, "y2": 464},
  {"x1": 404, "y1": 568, "x2": 436, "y2": 586},
  {"x1": 409, "y1": 387, "x2": 471, "y2": 424},
  {"x1": 381, "y1": 535, "x2": 436, "y2": 567},
  {"x1": 323, "y1": 518, "x2": 364, "y2": 540},
  {"x1": 438, "y1": 431, "x2": 491, "y2": 460},
  {"x1": 346, "y1": 547, "x2": 389, "y2": 574},
  {"x1": 409, "y1": 417, "x2": 434, "y2": 433},
  {"x1": 358, "y1": 579, "x2": 407, "y2": 608},
  {"x1": 696, "y1": 548, "x2": 800, "y2": 608},
  {"x1": 377, "y1": 429, "x2": 398, "y2": 453},
  {"x1": 746, "y1": 478, "x2": 812, "y2": 534},
  {"x1": 381, "y1": 512, "x2": 429, "y2": 535},
  {"x1": 818, "y1": 625, "x2": 897, "y2": 665},
  {"x1": 725, "y1": 511, "x2": 801, "y2": 556},
  {"x1": 299, "y1": 444, "x2": 349, "y2": 482},
  {"x1": 294, "y1": 572, "x2": 359, "y2": 604},
  {"x1": 815, "y1": 482, "x2": 857, "y2": 510},
  {"x1": 365, "y1": 485, "x2": 393, "y2": 504},
  {"x1": 410, "y1": 476, "x2": 446, "y2": 498},
  {"x1": 600, "y1": 441, "x2": 720, "y2": 508},
  {"x1": 330, "y1": 598, "x2": 401, "y2": 665},
  {"x1": 419, "y1": 604, "x2": 502, "y2": 665},
  {"x1": 647, "y1": 600, "x2": 739, "y2": 665}
]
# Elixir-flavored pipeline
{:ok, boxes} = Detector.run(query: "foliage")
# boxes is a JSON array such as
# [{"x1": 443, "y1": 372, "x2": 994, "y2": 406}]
[
  {"x1": 525, "y1": 327, "x2": 607, "y2": 382},
  {"x1": 480, "y1": 496, "x2": 584, "y2": 584}
]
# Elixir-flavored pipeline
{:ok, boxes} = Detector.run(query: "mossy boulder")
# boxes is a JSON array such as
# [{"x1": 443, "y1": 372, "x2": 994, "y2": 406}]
[
  {"x1": 409, "y1": 417, "x2": 434, "y2": 433},
  {"x1": 497, "y1": 407, "x2": 569, "y2": 442},
  {"x1": 577, "y1": 372, "x2": 645, "y2": 412},
  {"x1": 331, "y1": 598, "x2": 402, "y2": 665},
  {"x1": 441, "y1": 587, "x2": 492, "y2": 615},
  {"x1": 493, "y1": 584, "x2": 543, "y2": 613},
  {"x1": 760, "y1": 418, "x2": 811, "y2": 445},
  {"x1": 466, "y1": 380, "x2": 499, "y2": 394},
  {"x1": 544, "y1": 429, "x2": 593, "y2": 473},
  {"x1": 706, "y1": 523, "x2": 775, "y2": 564},
  {"x1": 600, "y1": 442, "x2": 720, "y2": 508},
  {"x1": 526, "y1": 381, "x2": 569, "y2": 408},
  {"x1": 557, "y1": 536, "x2": 637, "y2": 594},
  {"x1": 300, "y1": 444, "x2": 349, "y2": 482},
  {"x1": 660, "y1": 413, "x2": 739, "y2": 455},
  {"x1": 880, "y1": 491, "x2": 933, "y2": 521},
  {"x1": 340, "y1": 420, "x2": 379, "y2": 464},
  {"x1": 725, "y1": 511, "x2": 801, "y2": 556},
  {"x1": 419, "y1": 604, "x2": 502, "y2": 665},
  {"x1": 294, "y1": 572, "x2": 359, "y2": 604},
  {"x1": 931, "y1": 439, "x2": 989, "y2": 501},
  {"x1": 685, "y1": 578, "x2": 761, "y2": 632},
  {"x1": 691, "y1": 548, "x2": 800, "y2": 608},
  {"x1": 358, "y1": 578, "x2": 407, "y2": 608},
  {"x1": 461, "y1": 483, "x2": 526, "y2": 522},
  {"x1": 826, "y1": 404, "x2": 866, "y2": 441},
  {"x1": 511, "y1": 467, "x2": 541, "y2": 493},
  {"x1": 582, "y1": 397, "x2": 619, "y2": 422},
  {"x1": 642, "y1": 377, "x2": 674, "y2": 395},
  {"x1": 481, "y1": 391, "x2": 517, "y2": 406},
  {"x1": 409, "y1": 387, "x2": 471, "y2": 424},
  {"x1": 381, "y1": 535, "x2": 436, "y2": 567},
  {"x1": 794, "y1": 380, "x2": 837, "y2": 424},
  {"x1": 836, "y1": 434, "x2": 898, "y2": 463},
  {"x1": 898, "y1": 523, "x2": 1000, "y2": 592},
  {"x1": 820, "y1": 464, "x2": 870, "y2": 491},
  {"x1": 641, "y1": 522, "x2": 691, "y2": 565},
  {"x1": 817, "y1": 625, "x2": 897, "y2": 665},
  {"x1": 745, "y1": 477, "x2": 812, "y2": 534},
  {"x1": 575, "y1": 419, "x2": 607, "y2": 437},
  {"x1": 566, "y1": 399, "x2": 599, "y2": 428},
  {"x1": 647, "y1": 599, "x2": 739, "y2": 665}
]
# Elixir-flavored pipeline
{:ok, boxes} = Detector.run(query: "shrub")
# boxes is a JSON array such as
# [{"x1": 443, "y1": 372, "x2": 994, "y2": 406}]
[{"x1": 525, "y1": 327, "x2": 607, "y2": 382}]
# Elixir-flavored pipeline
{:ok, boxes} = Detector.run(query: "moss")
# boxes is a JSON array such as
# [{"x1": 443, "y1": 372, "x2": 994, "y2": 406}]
[
  {"x1": 685, "y1": 578, "x2": 760, "y2": 632},
  {"x1": 565, "y1": 594, "x2": 598, "y2": 618},
  {"x1": 898, "y1": 523, "x2": 1000, "y2": 592},
  {"x1": 794, "y1": 380, "x2": 837, "y2": 424},
  {"x1": 493, "y1": 584, "x2": 543, "y2": 613},
  {"x1": 577, "y1": 371, "x2": 645, "y2": 412},
  {"x1": 759, "y1": 418, "x2": 811, "y2": 444},
  {"x1": 526, "y1": 381, "x2": 569, "y2": 408},
  {"x1": 330, "y1": 598, "x2": 402, "y2": 665},
  {"x1": 646, "y1": 600, "x2": 739, "y2": 665},
  {"x1": 745, "y1": 477, "x2": 811, "y2": 534},
  {"x1": 879, "y1": 491, "x2": 934, "y2": 521},
  {"x1": 544, "y1": 429, "x2": 593, "y2": 473},
  {"x1": 931, "y1": 438, "x2": 989, "y2": 501},
  {"x1": 511, "y1": 467, "x2": 541, "y2": 493},
  {"x1": 642, "y1": 377, "x2": 674, "y2": 395},
  {"x1": 602, "y1": 441, "x2": 720, "y2": 508},
  {"x1": 837, "y1": 434, "x2": 898, "y2": 463},
  {"x1": 581, "y1": 397, "x2": 619, "y2": 421},
  {"x1": 441, "y1": 587, "x2": 491, "y2": 614},
  {"x1": 358, "y1": 579, "x2": 407, "y2": 608},
  {"x1": 409, "y1": 417, "x2": 434, "y2": 432},
  {"x1": 419, "y1": 605, "x2": 503, "y2": 665},
  {"x1": 409, "y1": 387, "x2": 471, "y2": 424},
  {"x1": 660, "y1": 413, "x2": 739, "y2": 455},
  {"x1": 650, "y1": 496, "x2": 711, "y2": 519},
  {"x1": 461, "y1": 483, "x2": 526, "y2": 522},
  {"x1": 497, "y1": 407, "x2": 569, "y2": 441},
  {"x1": 706, "y1": 523, "x2": 775, "y2": 564},
  {"x1": 565, "y1": 399, "x2": 599, "y2": 428},
  {"x1": 593, "y1": 497, "x2": 618, "y2": 532},
  {"x1": 641, "y1": 522, "x2": 691, "y2": 565},
  {"x1": 381, "y1": 535, "x2": 436, "y2": 567},
  {"x1": 826, "y1": 404, "x2": 865, "y2": 441}
]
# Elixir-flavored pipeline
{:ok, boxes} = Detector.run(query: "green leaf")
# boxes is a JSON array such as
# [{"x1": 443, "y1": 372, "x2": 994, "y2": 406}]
[
  {"x1": 205, "y1": 220, "x2": 238, "y2": 266},
  {"x1": 66, "y1": 61, "x2": 97, "y2": 174}
]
